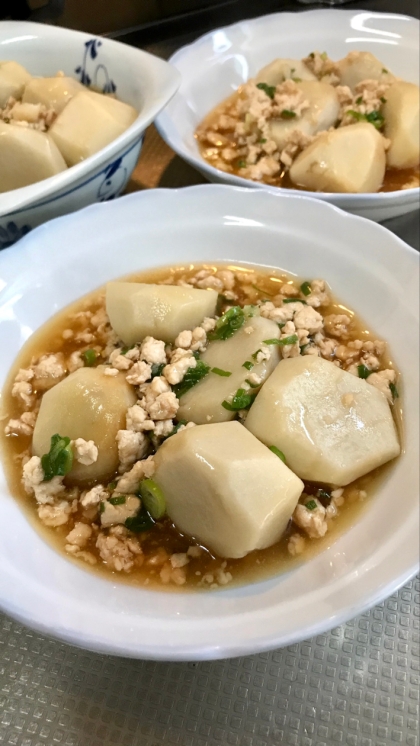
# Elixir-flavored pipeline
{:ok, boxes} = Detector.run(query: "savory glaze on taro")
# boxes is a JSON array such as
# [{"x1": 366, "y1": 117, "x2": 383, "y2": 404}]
[{"x1": 1, "y1": 264, "x2": 401, "y2": 590}]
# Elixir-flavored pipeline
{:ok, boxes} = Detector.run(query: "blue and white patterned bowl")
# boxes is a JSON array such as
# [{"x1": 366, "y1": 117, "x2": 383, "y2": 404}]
[{"x1": 0, "y1": 22, "x2": 181, "y2": 248}]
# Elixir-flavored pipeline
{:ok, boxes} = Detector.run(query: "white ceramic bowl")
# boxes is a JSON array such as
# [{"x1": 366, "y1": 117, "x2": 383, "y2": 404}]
[
  {"x1": 0, "y1": 186, "x2": 418, "y2": 660},
  {"x1": 0, "y1": 21, "x2": 180, "y2": 248},
  {"x1": 156, "y1": 9, "x2": 420, "y2": 223}
]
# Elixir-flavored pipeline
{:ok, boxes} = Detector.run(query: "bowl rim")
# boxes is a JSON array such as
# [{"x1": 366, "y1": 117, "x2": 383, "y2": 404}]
[
  {"x1": 155, "y1": 7, "x2": 420, "y2": 205},
  {"x1": 0, "y1": 20, "x2": 181, "y2": 218},
  {"x1": 0, "y1": 184, "x2": 418, "y2": 660}
]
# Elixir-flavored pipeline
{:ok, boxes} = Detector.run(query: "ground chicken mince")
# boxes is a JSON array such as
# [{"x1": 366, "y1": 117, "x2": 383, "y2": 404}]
[
  {"x1": 0, "y1": 264, "x2": 402, "y2": 591},
  {"x1": 195, "y1": 51, "x2": 420, "y2": 194}
]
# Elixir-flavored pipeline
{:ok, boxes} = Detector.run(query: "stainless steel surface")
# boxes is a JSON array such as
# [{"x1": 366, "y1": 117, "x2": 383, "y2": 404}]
[
  {"x1": 0, "y1": 3, "x2": 419, "y2": 744},
  {"x1": 1, "y1": 576, "x2": 418, "y2": 745}
]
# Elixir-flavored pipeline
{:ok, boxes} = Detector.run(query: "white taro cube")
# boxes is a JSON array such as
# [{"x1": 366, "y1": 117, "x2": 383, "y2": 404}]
[
  {"x1": 245, "y1": 356, "x2": 400, "y2": 486},
  {"x1": 153, "y1": 421, "x2": 304, "y2": 558},
  {"x1": 32, "y1": 367, "x2": 136, "y2": 484},
  {"x1": 106, "y1": 282, "x2": 218, "y2": 345},
  {"x1": 177, "y1": 315, "x2": 281, "y2": 424}
]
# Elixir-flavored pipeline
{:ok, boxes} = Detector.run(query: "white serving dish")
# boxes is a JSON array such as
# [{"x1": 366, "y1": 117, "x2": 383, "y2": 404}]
[
  {"x1": 0, "y1": 21, "x2": 180, "y2": 248},
  {"x1": 0, "y1": 186, "x2": 418, "y2": 661},
  {"x1": 156, "y1": 9, "x2": 420, "y2": 223}
]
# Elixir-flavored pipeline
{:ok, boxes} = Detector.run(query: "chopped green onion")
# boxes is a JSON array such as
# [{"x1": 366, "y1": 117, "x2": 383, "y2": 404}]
[
  {"x1": 283, "y1": 297, "x2": 307, "y2": 304},
  {"x1": 305, "y1": 499, "x2": 318, "y2": 511},
  {"x1": 356, "y1": 96, "x2": 363, "y2": 105},
  {"x1": 258, "y1": 138, "x2": 267, "y2": 144},
  {"x1": 109, "y1": 496, "x2": 126, "y2": 506},
  {"x1": 300, "y1": 343, "x2": 309, "y2": 354},
  {"x1": 208, "y1": 305, "x2": 245, "y2": 341},
  {"x1": 251, "y1": 349, "x2": 262, "y2": 361},
  {"x1": 256, "y1": 82, "x2": 276, "y2": 99},
  {"x1": 382, "y1": 68, "x2": 388, "y2": 73},
  {"x1": 41, "y1": 433, "x2": 73, "y2": 481},
  {"x1": 269, "y1": 445, "x2": 286, "y2": 462},
  {"x1": 125, "y1": 509, "x2": 154, "y2": 533},
  {"x1": 138, "y1": 479, "x2": 166, "y2": 520},
  {"x1": 380, "y1": 96, "x2": 387, "y2": 104},
  {"x1": 222, "y1": 388, "x2": 255, "y2": 411},
  {"x1": 300, "y1": 281, "x2": 312, "y2": 297},
  {"x1": 317, "y1": 489, "x2": 331, "y2": 501},
  {"x1": 121, "y1": 345, "x2": 135, "y2": 355},
  {"x1": 389, "y1": 382, "x2": 399, "y2": 400},
  {"x1": 320, "y1": 51, "x2": 328, "y2": 61},
  {"x1": 173, "y1": 360, "x2": 210, "y2": 398},
  {"x1": 108, "y1": 481, "x2": 117, "y2": 491},
  {"x1": 281, "y1": 109, "x2": 297, "y2": 119},
  {"x1": 243, "y1": 360, "x2": 254, "y2": 371},
  {"x1": 212, "y1": 367, "x2": 232, "y2": 377},
  {"x1": 151, "y1": 363, "x2": 165, "y2": 378},
  {"x1": 263, "y1": 335, "x2": 298, "y2": 346},
  {"x1": 347, "y1": 109, "x2": 385, "y2": 130},
  {"x1": 357, "y1": 364, "x2": 372, "y2": 379},
  {"x1": 238, "y1": 160, "x2": 247, "y2": 168},
  {"x1": 82, "y1": 349, "x2": 97, "y2": 367},
  {"x1": 278, "y1": 322, "x2": 286, "y2": 329},
  {"x1": 99, "y1": 501, "x2": 105, "y2": 513},
  {"x1": 292, "y1": 77, "x2": 302, "y2": 83},
  {"x1": 167, "y1": 420, "x2": 187, "y2": 438}
]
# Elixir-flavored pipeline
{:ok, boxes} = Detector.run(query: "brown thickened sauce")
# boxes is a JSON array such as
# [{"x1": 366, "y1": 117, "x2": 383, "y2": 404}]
[{"x1": 0, "y1": 264, "x2": 402, "y2": 592}]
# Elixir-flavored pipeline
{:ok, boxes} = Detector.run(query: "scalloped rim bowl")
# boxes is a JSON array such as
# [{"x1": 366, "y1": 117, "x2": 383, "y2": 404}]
[
  {"x1": 156, "y1": 9, "x2": 420, "y2": 223},
  {"x1": 0, "y1": 186, "x2": 418, "y2": 660}
]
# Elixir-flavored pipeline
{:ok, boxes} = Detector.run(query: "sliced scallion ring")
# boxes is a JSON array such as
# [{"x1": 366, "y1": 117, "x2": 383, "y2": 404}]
[{"x1": 139, "y1": 479, "x2": 166, "y2": 520}]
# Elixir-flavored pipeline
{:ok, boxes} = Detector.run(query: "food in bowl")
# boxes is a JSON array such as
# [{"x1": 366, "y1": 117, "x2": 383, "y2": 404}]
[
  {"x1": 196, "y1": 51, "x2": 420, "y2": 194},
  {"x1": 1, "y1": 264, "x2": 401, "y2": 590},
  {"x1": 0, "y1": 61, "x2": 138, "y2": 193}
]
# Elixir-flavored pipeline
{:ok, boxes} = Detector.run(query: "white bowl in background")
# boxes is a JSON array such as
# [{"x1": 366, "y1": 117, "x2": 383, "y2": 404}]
[
  {"x1": 0, "y1": 185, "x2": 418, "y2": 660},
  {"x1": 0, "y1": 21, "x2": 180, "y2": 248},
  {"x1": 156, "y1": 9, "x2": 420, "y2": 223}
]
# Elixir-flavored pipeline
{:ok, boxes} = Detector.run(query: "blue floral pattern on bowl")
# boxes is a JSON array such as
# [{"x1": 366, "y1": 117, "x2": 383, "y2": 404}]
[
  {"x1": 75, "y1": 39, "x2": 117, "y2": 94},
  {"x1": 0, "y1": 222, "x2": 31, "y2": 250}
]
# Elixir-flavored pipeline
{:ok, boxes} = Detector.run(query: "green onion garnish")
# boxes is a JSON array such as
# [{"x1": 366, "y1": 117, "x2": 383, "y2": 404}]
[
  {"x1": 357, "y1": 364, "x2": 372, "y2": 379},
  {"x1": 212, "y1": 367, "x2": 232, "y2": 377},
  {"x1": 305, "y1": 500, "x2": 318, "y2": 511},
  {"x1": 348, "y1": 109, "x2": 385, "y2": 130},
  {"x1": 300, "y1": 281, "x2": 312, "y2": 297},
  {"x1": 222, "y1": 388, "x2": 255, "y2": 411},
  {"x1": 151, "y1": 363, "x2": 165, "y2": 378},
  {"x1": 173, "y1": 360, "x2": 210, "y2": 398},
  {"x1": 125, "y1": 509, "x2": 154, "y2": 533},
  {"x1": 380, "y1": 96, "x2": 387, "y2": 104},
  {"x1": 269, "y1": 446, "x2": 286, "y2": 462},
  {"x1": 251, "y1": 349, "x2": 262, "y2": 360},
  {"x1": 389, "y1": 382, "x2": 399, "y2": 399},
  {"x1": 82, "y1": 349, "x2": 97, "y2": 367},
  {"x1": 243, "y1": 361, "x2": 254, "y2": 371},
  {"x1": 263, "y1": 335, "x2": 298, "y2": 346},
  {"x1": 208, "y1": 305, "x2": 245, "y2": 341},
  {"x1": 281, "y1": 109, "x2": 297, "y2": 119},
  {"x1": 256, "y1": 82, "x2": 276, "y2": 99},
  {"x1": 356, "y1": 96, "x2": 363, "y2": 104},
  {"x1": 283, "y1": 298, "x2": 307, "y2": 304},
  {"x1": 99, "y1": 501, "x2": 105, "y2": 513},
  {"x1": 109, "y1": 496, "x2": 126, "y2": 506},
  {"x1": 167, "y1": 420, "x2": 187, "y2": 438},
  {"x1": 238, "y1": 160, "x2": 247, "y2": 168},
  {"x1": 41, "y1": 434, "x2": 73, "y2": 481},
  {"x1": 138, "y1": 479, "x2": 166, "y2": 520}
]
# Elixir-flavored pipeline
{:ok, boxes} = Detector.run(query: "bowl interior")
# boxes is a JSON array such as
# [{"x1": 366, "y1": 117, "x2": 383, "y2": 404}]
[{"x1": 0, "y1": 187, "x2": 418, "y2": 660}]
